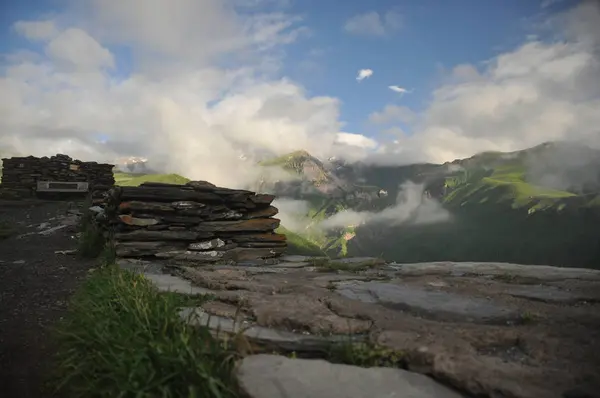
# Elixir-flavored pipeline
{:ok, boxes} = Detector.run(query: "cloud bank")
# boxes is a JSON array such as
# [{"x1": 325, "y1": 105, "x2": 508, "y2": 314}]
[
  {"x1": 319, "y1": 181, "x2": 450, "y2": 230},
  {"x1": 1, "y1": 0, "x2": 598, "y2": 185},
  {"x1": 0, "y1": 0, "x2": 349, "y2": 189}
]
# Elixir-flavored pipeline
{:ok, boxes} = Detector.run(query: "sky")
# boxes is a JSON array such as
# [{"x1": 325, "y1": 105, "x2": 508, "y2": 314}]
[{"x1": 0, "y1": 0, "x2": 599, "y2": 187}]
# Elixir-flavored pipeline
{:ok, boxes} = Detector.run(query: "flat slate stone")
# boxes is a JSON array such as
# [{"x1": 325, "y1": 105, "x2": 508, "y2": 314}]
[
  {"x1": 280, "y1": 255, "x2": 319, "y2": 263},
  {"x1": 506, "y1": 285, "x2": 594, "y2": 303},
  {"x1": 336, "y1": 281, "x2": 517, "y2": 323},
  {"x1": 333, "y1": 257, "x2": 385, "y2": 265},
  {"x1": 144, "y1": 274, "x2": 216, "y2": 295},
  {"x1": 236, "y1": 354, "x2": 464, "y2": 398},
  {"x1": 392, "y1": 262, "x2": 600, "y2": 281},
  {"x1": 180, "y1": 308, "x2": 366, "y2": 353},
  {"x1": 270, "y1": 261, "x2": 312, "y2": 268},
  {"x1": 211, "y1": 265, "x2": 288, "y2": 274}
]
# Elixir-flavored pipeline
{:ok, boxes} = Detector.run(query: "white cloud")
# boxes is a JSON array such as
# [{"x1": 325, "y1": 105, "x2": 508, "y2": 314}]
[
  {"x1": 344, "y1": 10, "x2": 402, "y2": 37},
  {"x1": 388, "y1": 85, "x2": 411, "y2": 94},
  {"x1": 0, "y1": 0, "x2": 352, "y2": 189},
  {"x1": 66, "y1": 0, "x2": 309, "y2": 73},
  {"x1": 319, "y1": 181, "x2": 450, "y2": 230},
  {"x1": 13, "y1": 20, "x2": 59, "y2": 41},
  {"x1": 335, "y1": 132, "x2": 378, "y2": 149},
  {"x1": 45, "y1": 28, "x2": 115, "y2": 71},
  {"x1": 371, "y1": 0, "x2": 600, "y2": 165},
  {"x1": 356, "y1": 68, "x2": 373, "y2": 81}
]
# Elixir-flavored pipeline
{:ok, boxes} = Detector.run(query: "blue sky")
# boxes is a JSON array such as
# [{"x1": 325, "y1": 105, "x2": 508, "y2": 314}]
[
  {"x1": 0, "y1": 0, "x2": 569, "y2": 133},
  {"x1": 0, "y1": 0, "x2": 598, "y2": 183},
  {"x1": 283, "y1": 0, "x2": 549, "y2": 134}
]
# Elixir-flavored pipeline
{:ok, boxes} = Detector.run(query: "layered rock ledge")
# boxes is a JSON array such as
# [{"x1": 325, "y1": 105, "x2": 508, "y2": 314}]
[
  {"x1": 105, "y1": 181, "x2": 286, "y2": 263},
  {"x1": 118, "y1": 256, "x2": 600, "y2": 398}
]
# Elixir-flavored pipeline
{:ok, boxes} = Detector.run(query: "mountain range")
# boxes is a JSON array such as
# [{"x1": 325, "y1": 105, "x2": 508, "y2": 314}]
[{"x1": 246, "y1": 141, "x2": 600, "y2": 268}]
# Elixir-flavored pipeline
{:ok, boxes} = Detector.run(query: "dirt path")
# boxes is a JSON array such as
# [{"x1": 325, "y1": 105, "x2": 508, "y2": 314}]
[{"x1": 0, "y1": 200, "x2": 96, "y2": 398}]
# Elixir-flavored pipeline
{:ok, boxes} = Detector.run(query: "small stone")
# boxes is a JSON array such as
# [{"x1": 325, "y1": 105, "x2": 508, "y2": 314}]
[
  {"x1": 235, "y1": 355, "x2": 464, "y2": 398},
  {"x1": 188, "y1": 238, "x2": 226, "y2": 251},
  {"x1": 118, "y1": 214, "x2": 159, "y2": 226}
]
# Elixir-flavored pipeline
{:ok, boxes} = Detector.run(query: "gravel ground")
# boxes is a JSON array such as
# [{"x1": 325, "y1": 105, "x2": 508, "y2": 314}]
[{"x1": 0, "y1": 200, "x2": 96, "y2": 398}]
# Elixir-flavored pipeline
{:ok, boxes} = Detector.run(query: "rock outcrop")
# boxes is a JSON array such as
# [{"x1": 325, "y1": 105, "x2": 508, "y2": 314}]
[
  {"x1": 119, "y1": 256, "x2": 600, "y2": 398},
  {"x1": 0, "y1": 154, "x2": 115, "y2": 197},
  {"x1": 105, "y1": 181, "x2": 286, "y2": 263}
]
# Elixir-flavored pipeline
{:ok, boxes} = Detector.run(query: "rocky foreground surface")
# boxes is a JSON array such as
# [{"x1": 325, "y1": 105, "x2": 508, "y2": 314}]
[{"x1": 119, "y1": 256, "x2": 600, "y2": 398}]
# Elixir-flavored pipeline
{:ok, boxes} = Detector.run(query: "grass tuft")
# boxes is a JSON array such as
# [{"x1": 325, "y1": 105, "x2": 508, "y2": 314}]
[
  {"x1": 327, "y1": 342, "x2": 405, "y2": 368},
  {"x1": 50, "y1": 266, "x2": 239, "y2": 398},
  {"x1": 77, "y1": 197, "x2": 106, "y2": 258}
]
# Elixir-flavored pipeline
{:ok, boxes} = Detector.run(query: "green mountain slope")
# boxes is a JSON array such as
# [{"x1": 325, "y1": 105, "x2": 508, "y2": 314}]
[
  {"x1": 276, "y1": 225, "x2": 326, "y2": 257},
  {"x1": 258, "y1": 149, "x2": 392, "y2": 257},
  {"x1": 114, "y1": 173, "x2": 190, "y2": 187},
  {"x1": 265, "y1": 142, "x2": 600, "y2": 268}
]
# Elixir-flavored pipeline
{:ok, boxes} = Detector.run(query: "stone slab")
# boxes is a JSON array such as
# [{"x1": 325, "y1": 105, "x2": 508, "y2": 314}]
[
  {"x1": 333, "y1": 257, "x2": 385, "y2": 265},
  {"x1": 270, "y1": 261, "x2": 312, "y2": 268},
  {"x1": 144, "y1": 273, "x2": 216, "y2": 296},
  {"x1": 180, "y1": 307, "x2": 366, "y2": 353},
  {"x1": 210, "y1": 265, "x2": 288, "y2": 274},
  {"x1": 336, "y1": 281, "x2": 517, "y2": 323},
  {"x1": 506, "y1": 285, "x2": 596, "y2": 303},
  {"x1": 280, "y1": 255, "x2": 326, "y2": 263},
  {"x1": 389, "y1": 262, "x2": 600, "y2": 281},
  {"x1": 236, "y1": 354, "x2": 464, "y2": 398}
]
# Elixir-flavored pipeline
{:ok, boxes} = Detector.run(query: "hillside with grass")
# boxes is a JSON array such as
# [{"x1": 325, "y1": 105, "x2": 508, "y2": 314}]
[
  {"x1": 259, "y1": 142, "x2": 600, "y2": 267},
  {"x1": 114, "y1": 172, "x2": 190, "y2": 186},
  {"x1": 344, "y1": 142, "x2": 600, "y2": 267}
]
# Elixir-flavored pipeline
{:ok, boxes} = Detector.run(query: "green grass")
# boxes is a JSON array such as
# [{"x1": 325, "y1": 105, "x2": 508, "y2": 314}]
[
  {"x1": 77, "y1": 197, "x2": 108, "y2": 259},
  {"x1": 326, "y1": 342, "x2": 405, "y2": 368},
  {"x1": 277, "y1": 225, "x2": 326, "y2": 257},
  {"x1": 115, "y1": 173, "x2": 190, "y2": 187},
  {"x1": 258, "y1": 150, "x2": 312, "y2": 170},
  {"x1": 259, "y1": 150, "x2": 331, "y2": 186},
  {"x1": 50, "y1": 266, "x2": 239, "y2": 398},
  {"x1": 443, "y1": 164, "x2": 575, "y2": 210}
]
